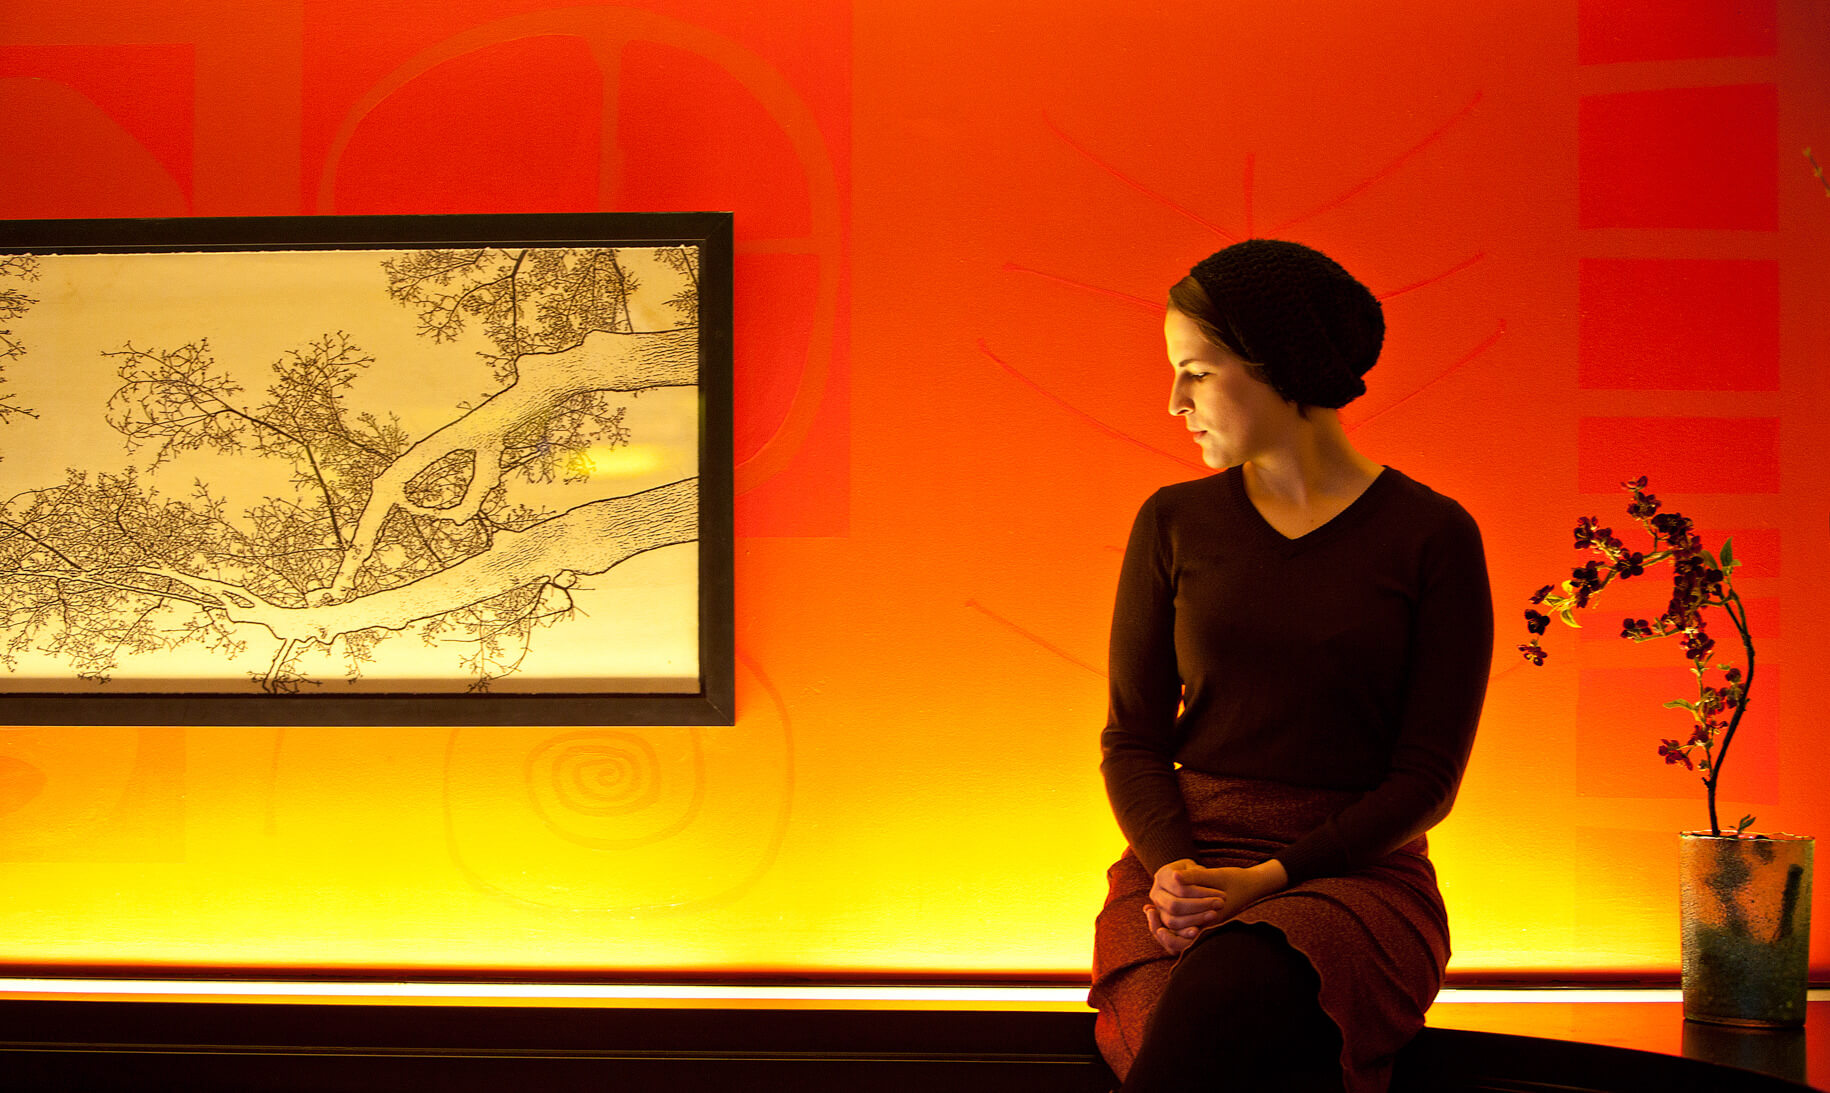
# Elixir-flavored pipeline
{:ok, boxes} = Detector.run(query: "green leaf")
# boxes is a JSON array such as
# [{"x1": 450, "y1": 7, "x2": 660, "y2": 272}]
[
  {"x1": 1558, "y1": 609, "x2": 1581, "y2": 629},
  {"x1": 1736, "y1": 814, "x2": 1756, "y2": 835},
  {"x1": 1662, "y1": 699, "x2": 1696, "y2": 711},
  {"x1": 1719, "y1": 538, "x2": 1735, "y2": 568}
]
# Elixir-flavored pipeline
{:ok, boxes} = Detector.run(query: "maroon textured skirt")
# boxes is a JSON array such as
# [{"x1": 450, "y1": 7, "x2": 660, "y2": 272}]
[{"x1": 1090, "y1": 771, "x2": 1449, "y2": 1093}]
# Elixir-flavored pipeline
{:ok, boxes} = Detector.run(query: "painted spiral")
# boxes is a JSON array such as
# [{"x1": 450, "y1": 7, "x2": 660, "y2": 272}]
[
  {"x1": 534, "y1": 732, "x2": 661, "y2": 816},
  {"x1": 523, "y1": 729, "x2": 702, "y2": 848}
]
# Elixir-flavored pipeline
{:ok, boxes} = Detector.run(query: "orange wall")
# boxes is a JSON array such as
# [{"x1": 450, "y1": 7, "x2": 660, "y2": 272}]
[{"x1": 2, "y1": 0, "x2": 1827, "y2": 979}]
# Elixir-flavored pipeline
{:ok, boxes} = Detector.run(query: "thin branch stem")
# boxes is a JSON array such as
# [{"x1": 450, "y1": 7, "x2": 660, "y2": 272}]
[
  {"x1": 12, "y1": 568, "x2": 224, "y2": 609},
  {"x1": 0, "y1": 519, "x2": 84, "y2": 569},
  {"x1": 1702, "y1": 589, "x2": 1756, "y2": 837}
]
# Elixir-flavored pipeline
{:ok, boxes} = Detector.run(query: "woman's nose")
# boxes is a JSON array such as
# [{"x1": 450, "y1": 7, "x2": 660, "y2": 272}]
[{"x1": 1168, "y1": 380, "x2": 1190, "y2": 417}]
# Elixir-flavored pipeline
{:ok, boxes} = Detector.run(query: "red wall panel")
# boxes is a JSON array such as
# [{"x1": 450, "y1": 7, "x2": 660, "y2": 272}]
[
  {"x1": 1580, "y1": 84, "x2": 1779, "y2": 230},
  {"x1": 1579, "y1": 259, "x2": 1779, "y2": 391}
]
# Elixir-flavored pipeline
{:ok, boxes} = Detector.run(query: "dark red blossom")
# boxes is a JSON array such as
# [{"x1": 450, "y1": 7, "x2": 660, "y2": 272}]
[
  {"x1": 1573, "y1": 517, "x2": 1609, "y2": 548},
  {"x1": 1659, "y1": 740, "x2": 1696, "y2": 769},
  {"x1": 1651, "y1": 511, "x2": 1693, "y2": 547},
  {"x1": 1570, "y1": 560, "x2": 1604, "y2": 606},
  {"x1": 1518, "y1": 642, "x2": 1547, "y2": 666},
  {"x1": 1663, "y1": 600, "x2": 1698, "y2": 632},
  {"x1": 1674, "y1": 554, "x2": 1724, "y2": 591},
  {"x1": 1525, "y1": 609, "x2": 1550, "y2": 635},
  {"x1": 1626, "y1": 487, "x2": 1661, "y2": 520}
]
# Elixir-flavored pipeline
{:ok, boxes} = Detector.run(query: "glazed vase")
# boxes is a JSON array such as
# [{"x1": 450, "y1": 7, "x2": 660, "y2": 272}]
[{"x1": 1679, "y1": 830, "x2": 1813, "y2": 1027}]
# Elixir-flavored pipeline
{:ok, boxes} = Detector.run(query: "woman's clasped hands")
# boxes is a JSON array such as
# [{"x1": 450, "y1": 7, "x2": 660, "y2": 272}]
[{"x1": 1145, "y1": 858, "x2": 1290, "y2": 955}]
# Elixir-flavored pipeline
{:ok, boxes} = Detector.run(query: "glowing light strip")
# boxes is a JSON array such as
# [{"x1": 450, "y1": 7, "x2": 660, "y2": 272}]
[
  {"x1": 0, "y1": 979, "x2": 1823, "y2": 1006},
  {"x1": 1441, "y1": 989, "x2": 1681, "y2": 1004},
  {"x1": 0, "y1": 979, "x2": 1088, "y2": 1004}
]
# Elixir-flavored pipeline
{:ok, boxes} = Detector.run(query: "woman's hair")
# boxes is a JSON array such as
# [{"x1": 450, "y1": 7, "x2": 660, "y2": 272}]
[{"x1": 1168, "y1": 239, "x2": 1383, "y2": 410}]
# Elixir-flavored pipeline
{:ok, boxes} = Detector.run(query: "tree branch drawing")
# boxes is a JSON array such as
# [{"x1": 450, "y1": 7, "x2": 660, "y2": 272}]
[
  {"x1": 0, "y1": 254, "x2": 39, "y2": 436},
  {"x1": 0, "y1": 246, "x2": 701, "y2": 693}
]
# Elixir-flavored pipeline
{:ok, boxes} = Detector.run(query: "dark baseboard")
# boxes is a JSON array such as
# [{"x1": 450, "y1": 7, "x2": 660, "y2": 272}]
[{"x1": 1, "y1": 998, "x2": 1815, "y2": 1092}]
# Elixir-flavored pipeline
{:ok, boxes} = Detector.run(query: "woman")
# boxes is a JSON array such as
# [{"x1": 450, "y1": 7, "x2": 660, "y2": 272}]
[{"x1": 1091, "y1": 240, "x2": 1493, "y2": 1093}]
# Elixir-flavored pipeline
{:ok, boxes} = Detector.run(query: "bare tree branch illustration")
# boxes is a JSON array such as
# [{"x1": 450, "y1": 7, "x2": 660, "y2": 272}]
[
  {"x1": 384, "y1": 247, "x2": 639, "y2": 382},
  {"x1": 657, "y1": 246, "x2": 700, "y2": 326},
  {"x1": 0, "y1": 254, "x2": 39, "y2": 430},
  {"x1": 0, "y1": 245, "x2": 701, "y2": 692},
  {"x1": 322, "y1": 325, "x2": 695, "y2": 602}
]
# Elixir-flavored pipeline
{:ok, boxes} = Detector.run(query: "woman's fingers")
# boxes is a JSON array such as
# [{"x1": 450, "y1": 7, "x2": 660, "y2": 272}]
[
  {"x1": 1148, "y1": 899, "x2": 1220, "y2": 933},
  {"x1": 1173, "y1": 866, "x2": 1233, "y2": 890},
  {"x1": 1153, "y1": 860, "x2": 1223, "y2": 899},
  {"x1": 1149, "y1": 886, "x2": 1225, "y2": 925},
  {"x1": 1161, "y1": 909, "x2": 1221, "y2": 931},
  {"x1": 1148, "y1": 860, "x2": 1238, "y2": 933},
  {"x1": 1156, "y1": 873, "x2": 1226, "y2": 900},
  {"x1": 1157, "y1": 894, "x2": 1225, "y2": 917},
  {"x1": 1144, "y1": 905, "x2": 1197, "y2": 955},
  {"x1": 1147, "y1": 905, "x2": 1196, "y2": 938}
]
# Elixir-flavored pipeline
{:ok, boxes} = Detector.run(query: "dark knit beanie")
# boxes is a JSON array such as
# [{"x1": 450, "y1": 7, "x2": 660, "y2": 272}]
[{"x1": 1186, "y1": 239, "x2": 1383, "y2": 409}]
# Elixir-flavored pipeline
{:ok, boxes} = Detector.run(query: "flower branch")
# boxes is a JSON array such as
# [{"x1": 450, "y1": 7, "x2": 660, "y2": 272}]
[{"x1": 1518, "y1": 477, "x2": 1756, "y2": 836}]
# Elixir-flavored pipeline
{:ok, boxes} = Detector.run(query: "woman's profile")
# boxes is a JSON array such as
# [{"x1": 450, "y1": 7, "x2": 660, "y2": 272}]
[{"x1": 1091, "y1": 239, "x2": 1494, "y2": 1093}]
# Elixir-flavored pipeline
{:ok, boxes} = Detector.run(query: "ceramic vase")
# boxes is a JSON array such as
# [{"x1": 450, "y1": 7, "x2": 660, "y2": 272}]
[{"x1": 1679, "y1": 831, "x2": 1813, "y2": 1027}]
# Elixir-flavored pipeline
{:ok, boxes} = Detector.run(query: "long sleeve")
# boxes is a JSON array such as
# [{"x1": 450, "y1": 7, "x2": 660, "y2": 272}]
[
  {"x1": 1275, "y1": 503, "x2": 1493, "y2": 883},
  {"x1": 1100, "y1": 492, "x2": 1198, "y2": 875}
]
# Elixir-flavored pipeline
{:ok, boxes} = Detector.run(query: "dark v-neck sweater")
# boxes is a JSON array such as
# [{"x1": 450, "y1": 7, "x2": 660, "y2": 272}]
[{"x1": 1100, "y1": 466, "x2": 1494, "y2": 884}]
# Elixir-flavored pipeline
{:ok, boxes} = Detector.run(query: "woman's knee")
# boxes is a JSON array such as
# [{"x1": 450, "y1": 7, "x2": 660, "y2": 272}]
[{"x1": 1121, "y1": 924, "x2": 1342, "y2": 1090}]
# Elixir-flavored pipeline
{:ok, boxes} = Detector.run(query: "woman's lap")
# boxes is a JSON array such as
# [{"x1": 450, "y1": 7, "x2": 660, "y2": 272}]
[
  {"x1": 1118, "y1": 922, "x2": 1343, "y2": 1092},
  {"x1": 1090, "y1": 777, "x2": 1449, "y2": 1093}
]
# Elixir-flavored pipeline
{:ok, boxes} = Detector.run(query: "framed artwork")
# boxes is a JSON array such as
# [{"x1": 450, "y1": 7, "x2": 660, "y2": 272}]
[{"x1": 0, "y1": 212, "x2": 733, "y2": 725}]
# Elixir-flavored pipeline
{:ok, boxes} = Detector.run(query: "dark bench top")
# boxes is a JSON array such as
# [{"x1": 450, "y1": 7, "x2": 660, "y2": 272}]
[{"x1": 1, "y1": 985, "x2": 1822, "y2": 1091}]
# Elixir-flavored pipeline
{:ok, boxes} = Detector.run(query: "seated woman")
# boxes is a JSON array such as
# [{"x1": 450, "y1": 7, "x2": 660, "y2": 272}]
[{"x1": 1091, "y1": 239, "x2": 1494, "y2": 1093}]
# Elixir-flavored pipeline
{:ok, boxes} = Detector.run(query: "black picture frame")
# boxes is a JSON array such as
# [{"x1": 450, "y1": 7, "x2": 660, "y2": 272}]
[{"x1": 0, "y1": 212, "x2": 734, "y2": 726}]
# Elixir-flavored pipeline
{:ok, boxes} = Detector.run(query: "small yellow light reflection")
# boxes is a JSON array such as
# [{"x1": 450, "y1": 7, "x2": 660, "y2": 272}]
[{"x1": 572, "y1": 444, "x2": 668, "y2": 479}]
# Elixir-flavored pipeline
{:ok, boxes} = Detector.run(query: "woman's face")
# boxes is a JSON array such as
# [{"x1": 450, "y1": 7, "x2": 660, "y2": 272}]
[{"x1": 1165, "y1": 307, "x2": 1294, "y2": 470}]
